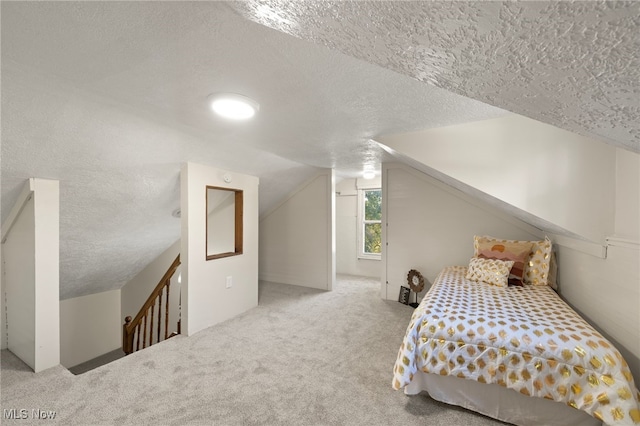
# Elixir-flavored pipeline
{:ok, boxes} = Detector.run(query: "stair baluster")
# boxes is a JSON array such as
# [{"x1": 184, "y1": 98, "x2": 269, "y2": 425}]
[
  {"x1": 122, "y1": 254, "x2": 180, "y2": 355},
  {"x1": 157, "y1": 289, "x2": 162, "y2": 344},
  {"x1": 164, "y1": 284, "x2": 170, "y2": 340}
]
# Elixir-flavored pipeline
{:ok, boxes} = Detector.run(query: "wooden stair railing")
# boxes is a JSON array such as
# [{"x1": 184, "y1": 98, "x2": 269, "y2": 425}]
[{"x1": 123, "y1": 254, "x2": 181, "y2": 355}]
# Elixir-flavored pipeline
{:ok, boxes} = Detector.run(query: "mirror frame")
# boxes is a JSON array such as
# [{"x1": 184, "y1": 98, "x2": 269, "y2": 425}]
[{"x1": 205, "y1": 185, "x2": 243, "y2": 260}]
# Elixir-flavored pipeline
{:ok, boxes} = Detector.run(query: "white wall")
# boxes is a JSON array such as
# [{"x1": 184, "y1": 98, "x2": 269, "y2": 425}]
[
  {"x1": 181, "y1": 162, "x2": 259, "y2": 336},
  {"x1": 33, "y1": 179, "x2": 61, "y2": 372},
  {"x1": 377, "y1": 114, "x2": 616, "y2": 243},
  {"x1": 336, "y1": 178, "x2": 381, "y2": 278},
  {"x1": 0, "y1": 239, "x2": 3, "y2": 351},
  {"x1": 1, "y1": 178, "x2": 60, "y2": 372},
  {"x1": 557, "y1": 148, "x2": 640, "y2": 382},
  {"x1": 259, "y1": 170, "x2": 335, "y2": 290},
  {"x1": 60, "y1": 289, "x2": 121, "y2": 368},
  {"x1": 382, "y1": 163, "x2": 542, "y2": 301},
  {"x1": 3, "y1": 196, "x2": 37, "y2": 368},
  {"x1": 615, "y1": 148, "x2": 640, "y2": 240}
]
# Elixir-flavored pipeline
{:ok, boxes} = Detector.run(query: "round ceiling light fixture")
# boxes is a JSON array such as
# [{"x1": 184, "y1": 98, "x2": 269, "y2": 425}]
[
  {"x1": 208, "y1": 93, "x2": 259, "y2": 120},
  {"x1": 363, "y1": 170, "x2": 376, "y2": 180}
]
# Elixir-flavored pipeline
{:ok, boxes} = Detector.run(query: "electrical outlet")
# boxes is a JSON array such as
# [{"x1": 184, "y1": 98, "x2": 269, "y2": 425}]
[{"x1": 226, "y1": 276, "x2": 233, "y2": 289}]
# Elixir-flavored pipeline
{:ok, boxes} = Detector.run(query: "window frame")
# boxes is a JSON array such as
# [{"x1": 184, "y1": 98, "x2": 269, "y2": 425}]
[
  {"x1": 205, "y1": 185, "x2": 243, "y2": 261},
  {"x1": 357, "y1": 188, "x2": 382, "y2": 260}
]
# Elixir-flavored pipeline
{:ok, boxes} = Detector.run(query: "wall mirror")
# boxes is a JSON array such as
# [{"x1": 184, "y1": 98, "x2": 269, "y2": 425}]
[{"x1": 206, "y1": 186, "x2": 243, "y2": 260}]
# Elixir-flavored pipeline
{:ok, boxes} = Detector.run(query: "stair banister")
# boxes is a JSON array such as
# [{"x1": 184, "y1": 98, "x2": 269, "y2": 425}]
[{"x1": 123, "y1": 254, "x2": 180, "y2": 355}]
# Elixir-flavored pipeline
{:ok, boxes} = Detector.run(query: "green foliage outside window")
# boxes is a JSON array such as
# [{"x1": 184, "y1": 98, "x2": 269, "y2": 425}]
[
  {"x1": 364, "y1": 223, "x2": 381, "y2": 254},
  {"x1": 364, "y1": 190, "x2": 382, "y2": 254}
]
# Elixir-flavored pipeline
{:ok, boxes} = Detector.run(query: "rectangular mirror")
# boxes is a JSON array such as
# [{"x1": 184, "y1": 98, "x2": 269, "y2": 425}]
[{"x1": 206, "y1": 186, "x2": 243, "y2": 260}]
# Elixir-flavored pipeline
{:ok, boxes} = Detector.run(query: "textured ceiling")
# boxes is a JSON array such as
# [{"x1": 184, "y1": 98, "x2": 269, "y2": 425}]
[
  {"x1": 3, "y1": 1, "x2": 637, "y2": 300},
  {"x1": 1, "y1": 2, "x2": 506, "y2": 299},
  {"x1": 231, "y1": 1, "x2": 640, "y2": 153}
]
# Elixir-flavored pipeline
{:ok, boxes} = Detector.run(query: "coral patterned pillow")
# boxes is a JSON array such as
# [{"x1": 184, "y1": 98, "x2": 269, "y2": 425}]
[
  {"x1": 465, "y1": 257, "x2": 515, "y2": 287},
  {"x1": 474, "y1": 236, "x2": 534, "y2": 286}
]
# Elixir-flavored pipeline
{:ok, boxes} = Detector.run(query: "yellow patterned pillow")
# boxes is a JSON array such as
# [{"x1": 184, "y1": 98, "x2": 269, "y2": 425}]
[
  {"x1": 525, "y1": 237, "x2": 553, "y2": 286},
  {"x1": 547, "y1": 250, "x2": 557, "y2": 290},
  {"x1": 465, "y1": 257, "x2": 515, "y2": 287}
]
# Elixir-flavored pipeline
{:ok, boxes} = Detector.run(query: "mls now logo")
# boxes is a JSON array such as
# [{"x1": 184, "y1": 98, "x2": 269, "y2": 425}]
[{"x1": 3, "y1": 409, "x2": 57, "y2": 420}]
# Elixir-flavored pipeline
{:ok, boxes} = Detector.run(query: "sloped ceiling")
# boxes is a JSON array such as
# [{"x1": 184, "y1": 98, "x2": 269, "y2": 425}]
[
  {"x1": 1, "y1": 2, "x2": 506, "y2": 299},
  {"x1": 231, "y1": 1, "x2": 640, "y2": 153},
  {"x1": 2, "y1": 2, "x2": 637, "y2": 300}
]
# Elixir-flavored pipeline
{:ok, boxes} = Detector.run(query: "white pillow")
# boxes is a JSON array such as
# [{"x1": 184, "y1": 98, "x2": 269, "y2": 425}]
[{"x1": 466, "y1": 257, "x2": 515, "y2": 287}]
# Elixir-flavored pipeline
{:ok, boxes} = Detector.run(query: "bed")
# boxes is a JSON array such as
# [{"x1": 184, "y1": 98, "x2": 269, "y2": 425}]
[{"x1": 392, "y1": 237, "x2": 640, "y2": 426}]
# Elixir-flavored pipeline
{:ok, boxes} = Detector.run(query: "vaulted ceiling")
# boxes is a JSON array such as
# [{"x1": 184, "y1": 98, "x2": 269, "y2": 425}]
[
  {"x1": 1, "y1": 1, "x2": 638, "y2": 299},
  {"x1": 232, "y1": 1, "x2": 640, "y2": 153}
]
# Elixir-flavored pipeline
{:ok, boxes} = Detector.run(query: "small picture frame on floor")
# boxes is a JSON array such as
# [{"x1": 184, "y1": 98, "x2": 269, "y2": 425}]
[{"x1": 398, "y1": 286, "x2": 410, "y2": 305}]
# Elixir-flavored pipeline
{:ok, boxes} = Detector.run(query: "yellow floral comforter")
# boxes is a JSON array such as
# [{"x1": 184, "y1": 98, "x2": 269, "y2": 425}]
[{"x1": 392, "y1": 266, "x2": 640, "y2": 425}]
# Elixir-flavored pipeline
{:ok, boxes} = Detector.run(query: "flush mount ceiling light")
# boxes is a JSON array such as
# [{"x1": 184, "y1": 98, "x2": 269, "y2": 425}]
[
  {"x1": 363, "y1": 170, "x2": 376, "y2": 180},
  {"x1": 208, "y1": 93, "x2": 259, "y2": 120}
]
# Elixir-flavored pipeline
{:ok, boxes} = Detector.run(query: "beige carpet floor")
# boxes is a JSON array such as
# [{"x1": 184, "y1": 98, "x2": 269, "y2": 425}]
[{"x1": 1, "y1": 275, "x2": 508, "y2": 425}]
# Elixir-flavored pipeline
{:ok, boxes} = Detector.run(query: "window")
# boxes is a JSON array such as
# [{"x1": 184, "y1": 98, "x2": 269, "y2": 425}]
[{"x1": 357, "y1": 188, "x2": 382, "y2": 259}]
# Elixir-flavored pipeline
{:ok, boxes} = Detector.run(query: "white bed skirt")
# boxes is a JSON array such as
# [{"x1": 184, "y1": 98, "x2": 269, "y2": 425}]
[{"x1": 405, "y1": 371, "x2": 602, "y2": 426}]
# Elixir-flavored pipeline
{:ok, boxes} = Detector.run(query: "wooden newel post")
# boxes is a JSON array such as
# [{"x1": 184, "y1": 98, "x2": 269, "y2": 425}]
[{"x1": 123, "y1": 316, "x2": 132, "y2": 355}]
